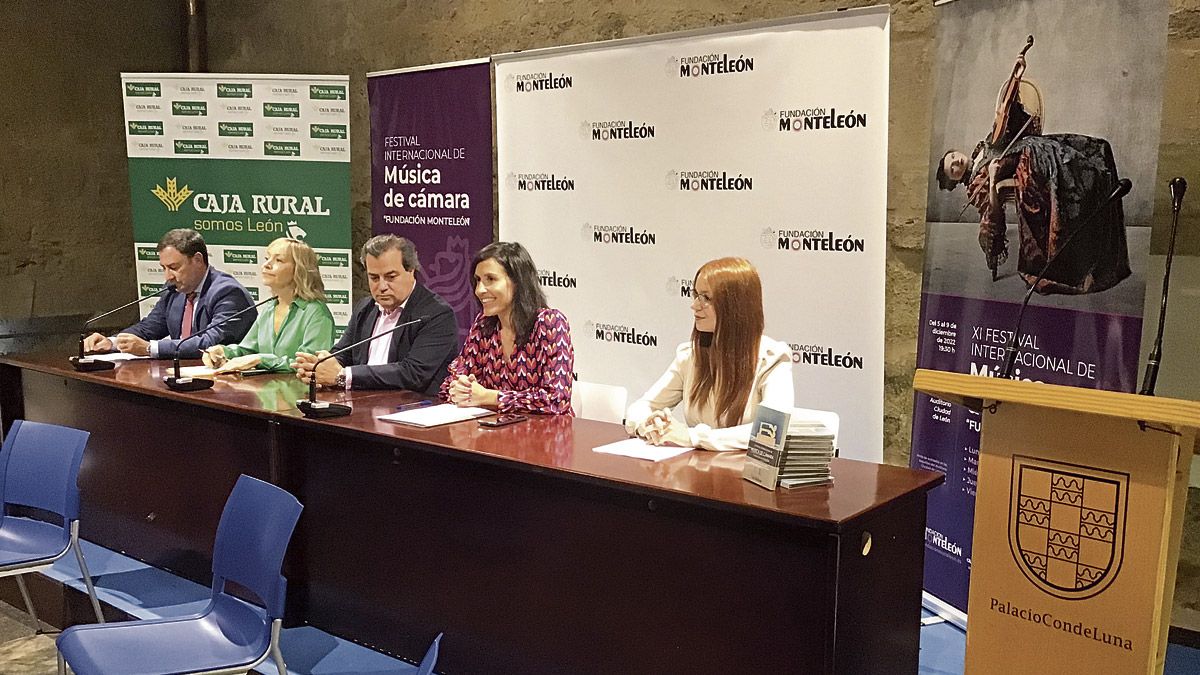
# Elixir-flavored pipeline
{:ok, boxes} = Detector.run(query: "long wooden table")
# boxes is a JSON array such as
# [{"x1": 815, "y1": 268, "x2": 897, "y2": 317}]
[{"x1": 0, "y1": 352, "x2": 942, "y2": 674}]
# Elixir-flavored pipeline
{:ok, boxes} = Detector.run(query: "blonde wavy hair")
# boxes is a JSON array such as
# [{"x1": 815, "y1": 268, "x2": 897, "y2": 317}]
[{"x1": 266, "y1": 237, "x2": 326, "y2": 302}]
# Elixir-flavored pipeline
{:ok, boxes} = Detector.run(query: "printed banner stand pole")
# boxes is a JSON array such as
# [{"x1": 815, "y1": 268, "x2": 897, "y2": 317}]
[{"x1": 914, "y1": 369, "x2": 1195, "y2": 674}]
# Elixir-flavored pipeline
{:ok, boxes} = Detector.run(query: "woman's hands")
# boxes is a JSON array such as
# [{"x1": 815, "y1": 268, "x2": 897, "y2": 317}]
[
  {"x1": 202, "y1": 345, "x2": 227, "y2": 368},
  {"x1": 635, "y1": 409, "x2": 692, "y2": 447},
  {"x1": 215, "y1": 354, "x2": 262, "y2": 373},
  {"x1": 448, "y1": 374, "x2": 499, "y2": 408},
  {"x1": 202, "y1": 346, "x2": 260, "y2": 373}
]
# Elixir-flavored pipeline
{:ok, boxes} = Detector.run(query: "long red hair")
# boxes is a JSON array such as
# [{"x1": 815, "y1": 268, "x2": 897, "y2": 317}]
[{"x1": 689, "y1": 257, "x2": 764, "y2": 427}]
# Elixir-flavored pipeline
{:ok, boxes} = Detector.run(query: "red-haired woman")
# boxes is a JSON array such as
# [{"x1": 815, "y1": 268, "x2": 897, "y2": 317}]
[{"x1": 625, "y1": 257, "x2": 793, "y2": 451}]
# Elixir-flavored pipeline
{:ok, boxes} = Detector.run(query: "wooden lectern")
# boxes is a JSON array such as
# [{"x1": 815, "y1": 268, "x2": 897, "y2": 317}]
[{"x1": 914, "y1": 369, "x2": 1199, "y2": 675}]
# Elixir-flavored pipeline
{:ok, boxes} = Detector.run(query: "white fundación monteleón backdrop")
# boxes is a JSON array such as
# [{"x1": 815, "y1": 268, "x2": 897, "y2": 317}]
[{"x1": 495, "y1": 7, "x2": 889, "y2": 461}]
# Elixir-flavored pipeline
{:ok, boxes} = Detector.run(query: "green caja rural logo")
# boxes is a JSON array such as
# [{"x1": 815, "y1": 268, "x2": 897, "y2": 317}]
[
  {"x1": 217, "y1": 83, "x2": 253, "y2": 98},
  {"x1": 247, "y1": 286, "x2": 260, "y2": 301},
  {"x1": 317, "y1": 252, "x2": 350, "y2": 267},
  {"x1": 127, "y1": 121, "x2": 164, "y2": 135},
  {"x1": 125, "y1": 82, "x2": 161, "y2": 97},
  {"x1": 309, "y1": 85, "x2": 346, "y2": 100},
  {"x1": 223, "y1": 249, "x2": 259, "y2": 265},
  {"x1": 310, "y1": 124, "x2": 347, "y2": 140},
  {"x1": 218, "y1": 121, "x2": 254, "y2": 137},
  {"x1": 174, "y1": 139, "x2": 209, "y2": 155},
  {"x1": 326, "y1": 290, "x2": 351, "y2": 304},
  {"x1": 136, "y1": 246, "x2": 159, "y2": 261},
  {"x1": 171, "y1": 101, "x2": 207, "y2": 116},
  {"x1": 263, "y1": 102, "x2": 300, "y2": 118},
  {"x1": 139, "y1": 283, "x2": 160, "y2": 296},
  {"x1": 264, "y1": 141, "x2": 301, "y2": 157}
]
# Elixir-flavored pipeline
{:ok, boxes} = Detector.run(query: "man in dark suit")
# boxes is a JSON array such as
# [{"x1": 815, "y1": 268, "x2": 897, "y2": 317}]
[
  {"x1": 292, "y1": 235, "x2": 458, "y2": 395},
  {"x1": 83, "y1": 229, "x2": 254, "y2": 359}
]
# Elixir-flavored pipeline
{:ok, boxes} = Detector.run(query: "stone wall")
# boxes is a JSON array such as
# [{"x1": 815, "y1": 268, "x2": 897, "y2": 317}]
[{"x1": 0, "y1": 1, "x2": 183, "y2": 321}]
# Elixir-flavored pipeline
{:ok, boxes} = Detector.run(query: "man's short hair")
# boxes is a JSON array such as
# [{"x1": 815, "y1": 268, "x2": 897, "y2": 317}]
[
  {"x1": 157, "y1": 229, "x2": 208, "y2": 265},
  {"x1": 360, "y1": 234, "x2": 420, "y2": 273}
]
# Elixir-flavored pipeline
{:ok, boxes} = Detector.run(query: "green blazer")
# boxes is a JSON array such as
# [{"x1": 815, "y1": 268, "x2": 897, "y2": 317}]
[{"x1": 223, "y1": 297, "x2": 335, "y2": 372}]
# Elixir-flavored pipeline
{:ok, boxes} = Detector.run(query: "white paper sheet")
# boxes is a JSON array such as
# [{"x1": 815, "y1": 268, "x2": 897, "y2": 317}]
[
  {"x1": 378, "y1": 403, "x2": 492, "y2": 428},
  {"x1": 592, "y1": 437, "x2": 693, "y2": 462},
  {"x1": 85, "y1": 352, "x2": 147, "y2": 362},
  {"x1": 177, "y1": 365, "x2": 217, "y2": 378}
]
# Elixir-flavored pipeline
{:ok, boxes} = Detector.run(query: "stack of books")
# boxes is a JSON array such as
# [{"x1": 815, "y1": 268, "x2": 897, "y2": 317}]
[{"x1": 742, "y1": 404, "x2": 835, "y2": 490}]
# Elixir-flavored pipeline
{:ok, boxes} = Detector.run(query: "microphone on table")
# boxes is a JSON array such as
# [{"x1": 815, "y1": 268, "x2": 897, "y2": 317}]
[
  {"x1": 1139, "y1": 177, "x2": 1187, "y2": 396},
  {"x1": 70, "y1": 284, "x2": 174, "y2": 372},
  {"x1": 999, "y1": 178, "x2": 1133, "y2": 380},
  {"x1": 297, "y1": 315, "x2": 426, "y2": 418},
  {"x1": 163, "y1": 296, "x2": 278, "y2": 392}
]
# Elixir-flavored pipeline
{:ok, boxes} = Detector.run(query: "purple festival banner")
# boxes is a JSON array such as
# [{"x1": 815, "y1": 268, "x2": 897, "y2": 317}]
[
  {"x1": 911, "y1": 293, "x2": 1144, "y2": 613},
  {"x1": 912, "y1": 0, "x2": 1167, "y2": 620},
  {"x1": 368, "y1": 60, "x2": 494, "y2": 341}
]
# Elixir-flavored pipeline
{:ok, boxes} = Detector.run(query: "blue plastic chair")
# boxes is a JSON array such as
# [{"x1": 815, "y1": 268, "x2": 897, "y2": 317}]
[
  {"x1": 416, "y1": 632, "x2": 442, "y2": 675},
  {"x1": 0, "y1": 419, "x2": 104, "y2": 628},
  {"x1": 56, "y1": 474, "x2": 303, "y2": 675}
]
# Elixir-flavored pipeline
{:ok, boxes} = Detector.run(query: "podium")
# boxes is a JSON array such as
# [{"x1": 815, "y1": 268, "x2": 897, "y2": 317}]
[{"x1": 914, "y1": 369, "x2": 1199, "y2": 674}]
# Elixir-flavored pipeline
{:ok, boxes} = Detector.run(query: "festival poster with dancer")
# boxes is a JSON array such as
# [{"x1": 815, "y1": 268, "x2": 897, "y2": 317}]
[{"x1": 911, "y1": 0, "x2": 1169, "y2": 619}]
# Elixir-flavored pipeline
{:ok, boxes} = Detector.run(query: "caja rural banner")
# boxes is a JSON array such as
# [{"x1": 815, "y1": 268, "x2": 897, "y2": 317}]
[
  {"x1": 121, "y1": 73, "x2": 352, "y2": 332},
  {"x1": 911, "y1": 0, "x2": 1168, "y2": 621},
  {"x1": 495, "y1": 7, "x2": 889, "y2": 461},
  {"x1": 367, "y1": 59, "x2": 494, "y2": 341}
]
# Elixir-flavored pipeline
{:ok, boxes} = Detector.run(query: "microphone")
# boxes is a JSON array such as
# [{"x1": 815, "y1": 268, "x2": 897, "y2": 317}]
[
  {"x1": 163, "y1": 295, "x2": 278, "y2": 392},
  {"x1": 70, "y1": 285, "x2": 173, "y2": 372},
  {"x1": 999, "y1": 178, "x2": 1132, "y2": 380},
  {"x1": 1139, "y1": 177, "x2": 1187, "y2": 396},
  {"x1": 1170, "y1": 176, "x2": 1187, "y2": 213},
  {"x1": 297, "y1": 315, "x2": 426, "y2": 418}
]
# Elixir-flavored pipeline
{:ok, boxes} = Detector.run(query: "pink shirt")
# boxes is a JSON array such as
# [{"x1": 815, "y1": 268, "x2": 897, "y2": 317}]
[
  {"x1": 440, "y1": 308, "x2": 574, "y2": 415},
  {"x1": 345, "y1": 298, "x2": 408, "y2": 389}
]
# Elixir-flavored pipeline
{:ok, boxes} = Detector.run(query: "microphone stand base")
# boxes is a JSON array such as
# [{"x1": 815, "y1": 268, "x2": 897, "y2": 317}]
[
  {"x1": 297, "y1": 399, "x2": 353, "y2": 418},
  {"x1": 69, "y1": 357, "x2": 116, "y2": 372},
  {"x1": 163, "y1": 376, "x2": 215, "y2": 392}
]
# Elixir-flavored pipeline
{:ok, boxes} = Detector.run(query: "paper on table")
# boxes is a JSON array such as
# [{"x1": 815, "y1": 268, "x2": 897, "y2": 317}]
[
  {"x1": 86, "y1": 352, "x2": 148, "y2": 362},
  {"x1": 592, "y1": 437, "x2": 693, "y2": 462},
  {"x1": 177, "y1": 365, "x2": 217, "y2": 378},
  {"x1": 378, "y1": 403, "x2": 492, "y2": 428}
]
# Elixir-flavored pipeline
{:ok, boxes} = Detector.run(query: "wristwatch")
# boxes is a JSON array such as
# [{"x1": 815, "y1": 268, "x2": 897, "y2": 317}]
[{"x1": 333, "y1": 368, "x2": 347, "y2": 390}]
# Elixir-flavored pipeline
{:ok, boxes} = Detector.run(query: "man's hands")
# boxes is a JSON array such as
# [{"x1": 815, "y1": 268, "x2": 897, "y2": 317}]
[
  {"x1": 82, "y1": 333, "x2": 113, "y2": 353},
  {"x1": 291, "y1": 351, "x2": 344, "y2": 387},
  {"x1": 82, "y1": 332, "x2": 152, "y2": 356}
]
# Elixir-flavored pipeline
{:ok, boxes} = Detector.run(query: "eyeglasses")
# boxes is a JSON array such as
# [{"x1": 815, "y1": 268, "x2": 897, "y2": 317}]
[{"x1": 688, "y1": 289, "x2": 713, "y2": 307}]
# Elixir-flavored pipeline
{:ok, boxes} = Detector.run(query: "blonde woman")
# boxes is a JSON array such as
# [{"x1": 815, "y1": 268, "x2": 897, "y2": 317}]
[
  {"x1": 203, "y1": 237, "x2": 334, "y2": 373},
  {"x1": 625, "y1": 257, "x2": 793, "y2": 451}
]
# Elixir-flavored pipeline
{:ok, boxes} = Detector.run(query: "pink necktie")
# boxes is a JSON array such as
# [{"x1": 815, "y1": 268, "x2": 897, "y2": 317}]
[{"x1": 180, "y1": 293, "x2": 196, "y2": 338}]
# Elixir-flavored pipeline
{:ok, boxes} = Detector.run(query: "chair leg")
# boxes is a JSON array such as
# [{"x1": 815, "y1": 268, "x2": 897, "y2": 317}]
[
  {"x1": 270, "y1": 618, "x2": 287, "y2": 674},
  {"x1": 73, "y1": 541, "x2": 105, "y2": 624},
  {"x1": 14, "y1": 574, "x2": 41, "y2": 632},
  {"x1": 271, "y1": 646, "x2": 287, "y2": 675}
]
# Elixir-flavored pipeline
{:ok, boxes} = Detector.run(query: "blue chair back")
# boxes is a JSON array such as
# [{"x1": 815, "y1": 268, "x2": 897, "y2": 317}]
[
  {"x1": 0, "y1": 420, "x2": 89, "y2": 524},
  {"x1": 211, "y1": 475, "x2": 302, "y2": 619}
]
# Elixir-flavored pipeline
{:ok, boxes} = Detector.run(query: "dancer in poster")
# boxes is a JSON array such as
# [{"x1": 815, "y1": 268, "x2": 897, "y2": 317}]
[{"x1": 936, "y1": 36, "x2": 1131, "y2": 295}]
